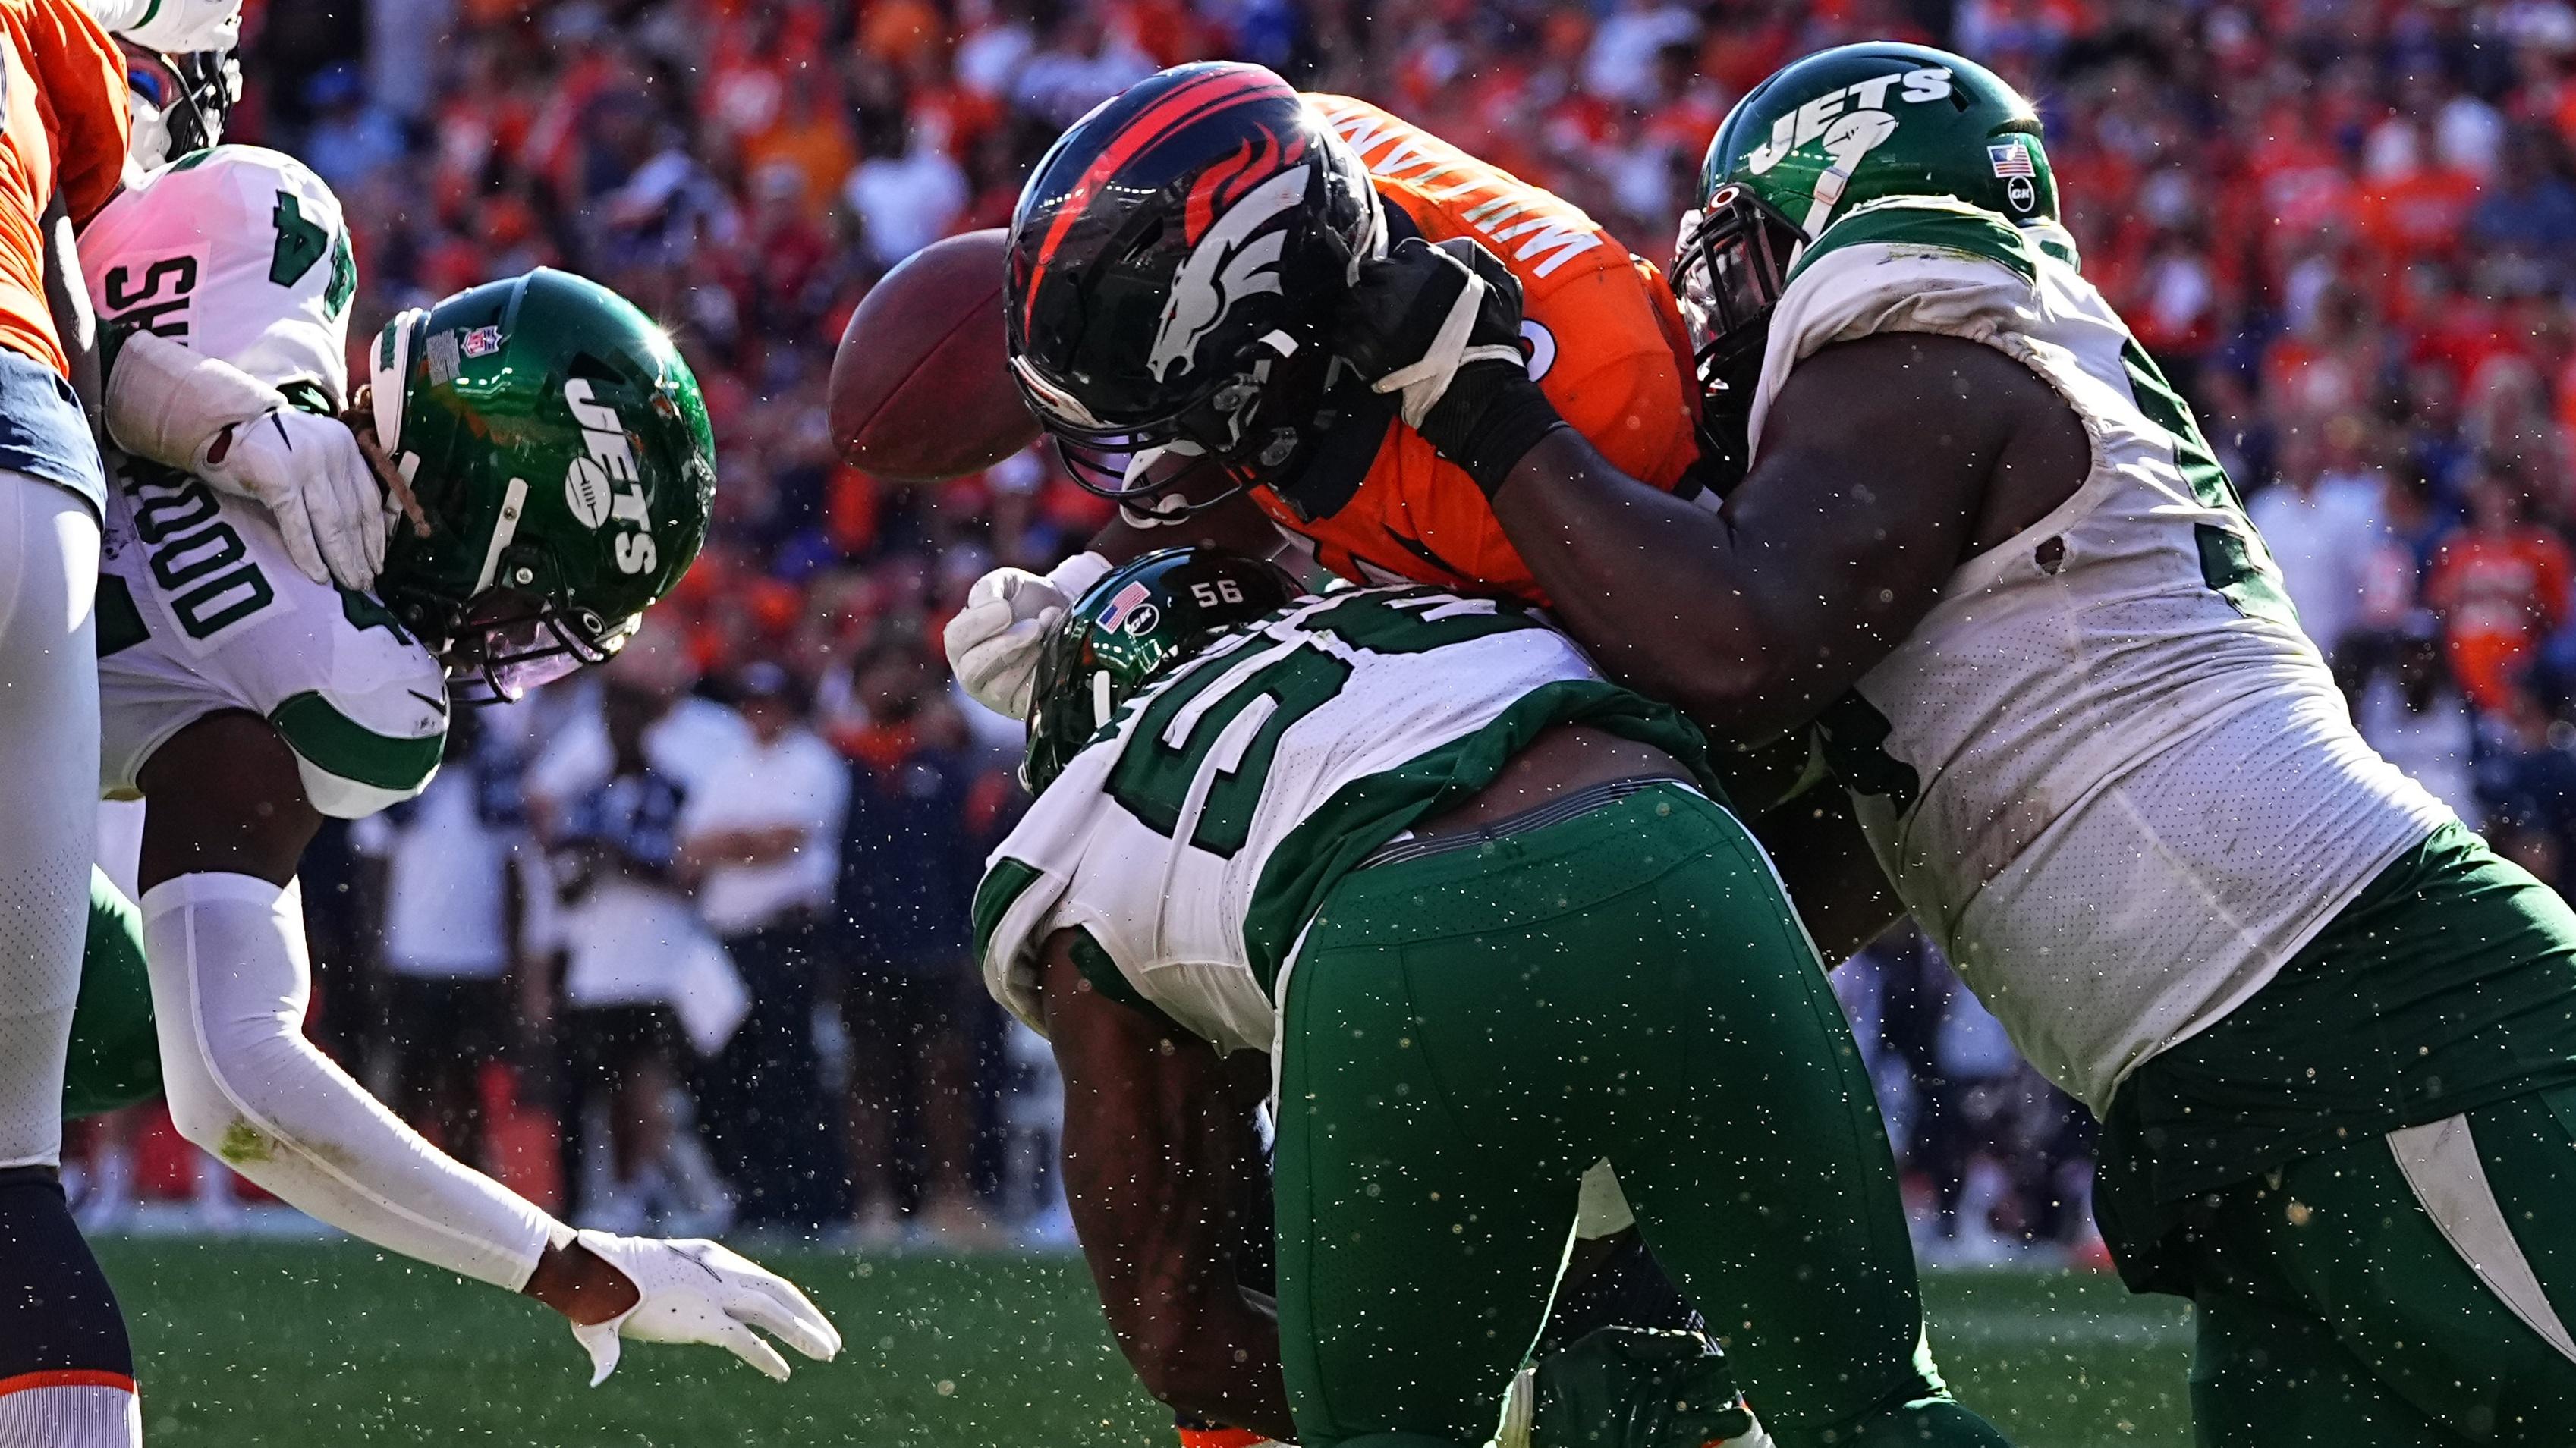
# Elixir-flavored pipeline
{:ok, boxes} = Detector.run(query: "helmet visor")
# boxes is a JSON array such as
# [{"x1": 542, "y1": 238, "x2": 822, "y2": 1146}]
[
  {"x1": 448, "y1": 592, "x2": 637, "y2": 704},
  {"x1": 1672, "y1": 184, "x2": 1806, "y2": 492}
]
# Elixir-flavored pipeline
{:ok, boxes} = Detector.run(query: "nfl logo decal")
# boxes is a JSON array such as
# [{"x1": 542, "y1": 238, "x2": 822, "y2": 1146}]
[{"x1": 461, "y1": 325, "x2": 504, "y2": 358}]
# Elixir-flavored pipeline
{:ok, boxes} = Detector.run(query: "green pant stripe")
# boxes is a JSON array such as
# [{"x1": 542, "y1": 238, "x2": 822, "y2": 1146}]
[{"x1": 2188, "y1": 1089, "x2": 2576, "y2": 1443}]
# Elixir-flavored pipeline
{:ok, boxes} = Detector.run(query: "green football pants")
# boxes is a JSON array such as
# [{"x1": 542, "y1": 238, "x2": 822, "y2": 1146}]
[
  {"x1": 1272, "y1": 784, "x2": 2008, "y2": 1448},
  {"x1": 2188, "y1": 1085, "x2": 2576, "y2": 1445}
]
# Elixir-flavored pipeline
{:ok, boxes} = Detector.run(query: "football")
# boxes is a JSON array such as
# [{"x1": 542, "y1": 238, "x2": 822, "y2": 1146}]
[{"x1": 827, "y1": 228, "x2": 1040, "y2": 481}]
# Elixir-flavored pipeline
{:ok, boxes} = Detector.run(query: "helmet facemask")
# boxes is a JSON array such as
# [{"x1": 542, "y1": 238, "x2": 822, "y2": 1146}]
[
  {"x1": 122, "y1": 42, "x2": 239, "y2": 174},
  {"x1": 1014, "y1": 324, "x2": 1338, "y2": 518},
  {"x1": 1672, "y1": 183, "x2": 1805, "y2": 491},
  {"x1": 437, "y1": 589, "x2": 639, "y2": 705}
]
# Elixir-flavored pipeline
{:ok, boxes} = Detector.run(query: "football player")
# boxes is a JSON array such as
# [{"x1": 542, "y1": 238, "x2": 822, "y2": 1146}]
[
  {"x1": 96, "y1": 24, "x2": 393, "y2": 595},
  {"x1": 1324, "y1": 42, "x2": 2576, "y2": 1445},
  {"x1": 69, "y1": 142, "x2": 838, "y2": 1387},
  {"x1": 945, "y1": 60, "x2": 1701, "y2": 719},
  {"x1": 973, "y1": 547, "x2": 2012, "y2": 1448},
  {"x1": 0, "y1": 5, "x2": 187, "y2": 1445}
]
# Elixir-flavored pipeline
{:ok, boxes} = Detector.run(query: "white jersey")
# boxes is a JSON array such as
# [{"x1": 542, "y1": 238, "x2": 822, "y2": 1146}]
[
  {"x1": 1751, "y1": 197, "x2": 2452, "y2": 1113},
  {"x1": 84, "y1": 148, "x2": 446, "y2": 819},
  {"x1": 973, "y1": 586, "x2": 1706, "y2": 1053}
]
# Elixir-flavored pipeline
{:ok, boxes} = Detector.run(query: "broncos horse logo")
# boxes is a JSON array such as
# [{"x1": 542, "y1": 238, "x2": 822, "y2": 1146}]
[{"x1": 1146, "y1": 161, "x2": 1312, "y2": 384}]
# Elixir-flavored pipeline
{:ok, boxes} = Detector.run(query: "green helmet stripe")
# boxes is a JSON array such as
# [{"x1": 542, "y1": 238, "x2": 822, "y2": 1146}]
[
  {"x1": 267, "y1": 692, "x2": 443, "y2": 792},
  {"x1": 1786, "y1": 197, "x2": 2040, "y2": 290}
]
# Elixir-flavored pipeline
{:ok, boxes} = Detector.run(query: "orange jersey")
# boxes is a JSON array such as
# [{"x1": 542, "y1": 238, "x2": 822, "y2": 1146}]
[
  {"x1": 0, "y1": 0, "x2": 124, "y2": 381},
  {"x1": 1256, "y1": 93, "x2": 1698, "y2": 603}
]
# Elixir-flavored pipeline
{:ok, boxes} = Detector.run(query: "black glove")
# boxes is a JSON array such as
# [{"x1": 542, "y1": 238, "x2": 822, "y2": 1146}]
[{"x1": 1337, "y1": 236, "x2": 1568, "y2": 497}]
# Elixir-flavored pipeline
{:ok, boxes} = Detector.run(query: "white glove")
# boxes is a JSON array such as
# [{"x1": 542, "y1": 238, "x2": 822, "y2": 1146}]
[
  {"x1": 197, "y1": 409, "x2": 388, "y2": 592},
  {"x1": 88, "y1": 0, "x2": 243, "y2": 52},
  {"x1": 566, "y1": 1230, "x2": 841, "y2": 1386},
  {"x1": 945, "y1": 551, "x2": 1111, "y2": 720}
]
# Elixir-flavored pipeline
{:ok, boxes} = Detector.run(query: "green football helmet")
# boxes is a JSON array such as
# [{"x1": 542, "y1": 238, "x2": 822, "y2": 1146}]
[
  {"x1": 1672, "y1": 42, "x2": 2069, "y2": 483},
  {"x1": 1022, "y1": 547, "x2": 1301, "y2": 794},
  {"x1": 365, "y1": 268, "x2": 715, "y2": 702}
]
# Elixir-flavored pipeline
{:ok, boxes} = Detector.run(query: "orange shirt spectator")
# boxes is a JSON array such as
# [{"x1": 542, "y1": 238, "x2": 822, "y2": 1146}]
[
  {"x1": 2427, "y1": 475, "x2": 2576, "y2": 712},
  {"x1": 740, "y1": 80, "x2": 857, "y2": 215},
  {"x1": 2360, "y1": 162, "x2": 2480, "y2": 264},
  {"x1": 860, "y1": 0, "x2": 946, "y2": 74}
]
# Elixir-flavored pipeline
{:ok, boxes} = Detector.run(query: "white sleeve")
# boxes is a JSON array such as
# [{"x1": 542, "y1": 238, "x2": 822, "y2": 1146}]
[
  {"x1": 102, "y1": 328, "x2": 286, "y2": 473},
  {"x1": 140, "y1": 872, "x2": 570, "y2": 1290}
]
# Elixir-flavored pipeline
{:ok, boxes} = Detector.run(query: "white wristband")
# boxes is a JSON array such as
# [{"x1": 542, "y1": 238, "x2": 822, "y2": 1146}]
[
  {"x1": 105, "y1": 329, "x2": 287, "y2": 474},
  {"x1": 1046, "y1": 550, "x2": 1112, "y2": 599}
]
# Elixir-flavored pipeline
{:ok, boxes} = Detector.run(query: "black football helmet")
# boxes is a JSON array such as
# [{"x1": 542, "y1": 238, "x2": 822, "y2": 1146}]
[{"x1": 1006, "y1": 62, "x2": 1383, "y2": 512}]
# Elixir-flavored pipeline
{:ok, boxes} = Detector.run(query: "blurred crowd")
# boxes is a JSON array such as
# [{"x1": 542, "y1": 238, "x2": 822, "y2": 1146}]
[{"x1": 63, "y1": 0, "x2": 2576, "y2": 1257}]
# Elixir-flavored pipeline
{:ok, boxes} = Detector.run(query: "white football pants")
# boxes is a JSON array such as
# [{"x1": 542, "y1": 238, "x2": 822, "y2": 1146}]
[{"x1": 0, "y1": 471, "x2": 98, "y2": 1170}]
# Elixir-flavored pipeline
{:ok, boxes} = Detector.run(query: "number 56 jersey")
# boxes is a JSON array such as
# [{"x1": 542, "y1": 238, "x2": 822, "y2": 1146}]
[
  {"x1": 972, "y1": 587, "x2": 1714, "y2": 1054},
  {"x1": 85, "y1": 146, "x2": 448, "y2": 819}
]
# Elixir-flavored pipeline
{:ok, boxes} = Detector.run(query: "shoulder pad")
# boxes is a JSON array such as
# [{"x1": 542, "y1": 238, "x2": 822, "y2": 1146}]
[
  {"x1": 1788, "y1": 195, "x2": 2042, "y2": 288},
  {"x1": 154, "y1": 145, "x2": 332, "y2": 196},
  {"x1": 87, "y1": 145, "x2": 355, "y2": 407},
  {"x1": 1749, "y1": 196, "x2": 2047, "y2": 459}
]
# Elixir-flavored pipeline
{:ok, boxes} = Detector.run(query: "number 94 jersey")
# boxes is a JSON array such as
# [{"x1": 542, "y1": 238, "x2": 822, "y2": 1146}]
[
  {"x1": 972, "y1": 586, "x2": 1713, "y2": 1054},
  {"x1": 86, "y1": 147, "x2": 447, "y2": 820}
]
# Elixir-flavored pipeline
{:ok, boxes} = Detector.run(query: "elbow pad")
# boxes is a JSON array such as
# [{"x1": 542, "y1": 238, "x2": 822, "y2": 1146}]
[{"x1": 104, "y1": 330, "x2": 286, "y2": 476}]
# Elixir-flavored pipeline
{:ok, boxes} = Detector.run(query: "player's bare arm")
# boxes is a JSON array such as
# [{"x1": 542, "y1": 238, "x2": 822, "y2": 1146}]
[
  {"x1": 1396, "y1": 306, "x2": 2083, "y2": 745},
  {"x1": 1038, "y1": 928, "x2": 1294, "y2": 1441}
]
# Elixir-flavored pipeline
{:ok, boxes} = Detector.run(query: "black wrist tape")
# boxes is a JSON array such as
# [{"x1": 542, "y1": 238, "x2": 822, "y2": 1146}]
[{"x1": 1420, "y1": 366, "x2": 1568, "y2": 499}]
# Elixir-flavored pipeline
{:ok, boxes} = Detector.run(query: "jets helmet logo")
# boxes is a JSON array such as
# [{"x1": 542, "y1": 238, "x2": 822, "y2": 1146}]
[
  {"x1": 1148, "y1": 157, "x2": 1312, "y2": 384},
  {"x1": 1746, "y1": 66, "x2": 1955, "y2": 177}
]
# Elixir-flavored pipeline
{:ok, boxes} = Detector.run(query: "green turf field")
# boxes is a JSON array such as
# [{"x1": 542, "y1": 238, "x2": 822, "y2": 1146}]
[{"x1": 96, "y1": 1240, "x2": 2194, "y2": 1447}]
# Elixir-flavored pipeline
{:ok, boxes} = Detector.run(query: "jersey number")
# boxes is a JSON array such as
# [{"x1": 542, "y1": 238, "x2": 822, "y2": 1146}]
[
  {"x1": 2122, "y1": 338, "x2": 2298, "y2": 629},
  {"x1": 271, "y1": 192, "x2": 357, "y2": 318},
  {"x1": 1099, "y1": 590, "x2": 1533, "y2": 857},
  {"x1": 1108, "y1": 645, "x2": 1353, "y2": 859}
]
